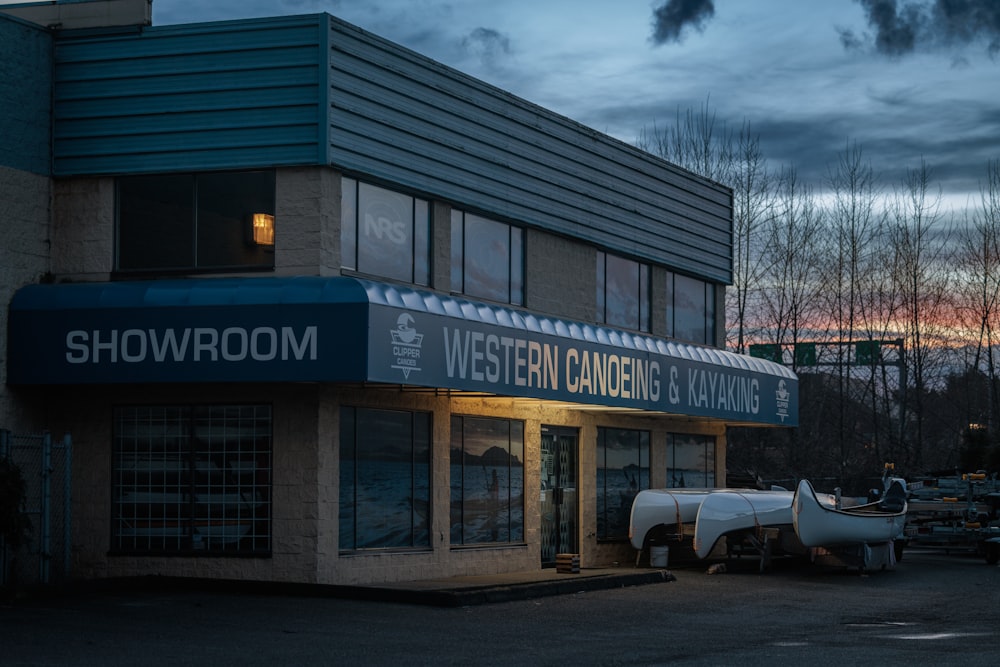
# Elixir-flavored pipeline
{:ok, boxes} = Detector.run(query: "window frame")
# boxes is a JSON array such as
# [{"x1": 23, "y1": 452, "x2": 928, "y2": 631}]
[
  {"x1": 110, "y1": 404, "x2": 273, "y2": 557},
  {"x1": 596, "y1": 251, "x2": 650, "y2": 332},
  {"x1": 115, "y1": 170, "x2": 276, "y2": 275},
  {"x1": 595, "y1": 426, "x2": 650, "y2": 542},
  {"x1": 666, "y1": 433, "x2": 716, "y2": 488},
  {"x1": 450, "y1": 210, "x2": 525, "y2": 306},
  {"x1": 666, "y1": 271, "x2": 717, "y2": 345},
  {"x1": 339, "y1": 406, "x2": 432, "y2": 552},
  {"x1": 340, "y1": 177, "x2": 431, "y2": 286},
  {"x1": 449, "y1": 414, "x2": 526, "y2": 547}
]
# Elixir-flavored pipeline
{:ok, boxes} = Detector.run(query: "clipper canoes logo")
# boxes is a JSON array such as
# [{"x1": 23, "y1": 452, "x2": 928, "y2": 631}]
[
  {"x1": 775, "y1": 379, "x2": 790, "y2": 422},
  {"x1": 389, "y1": 313, "x2": 423, "y2": 379}
]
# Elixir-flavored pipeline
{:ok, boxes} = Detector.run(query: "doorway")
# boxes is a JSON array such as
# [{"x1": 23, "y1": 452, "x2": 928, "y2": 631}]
[{"x1": 540, "y1": 425, "x2": 578, "y2": 567}]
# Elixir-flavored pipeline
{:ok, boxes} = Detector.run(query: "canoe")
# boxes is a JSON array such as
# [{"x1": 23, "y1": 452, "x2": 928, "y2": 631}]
[
  {"x1": 792, "y1": 478, "x2": 907, "y2": 548},
  {"x1": 628, "y1": 488, "x2": 717, "y2": 550},
  {"x1": 692, "y1": 489, "x2": 795, "y2": 559}
]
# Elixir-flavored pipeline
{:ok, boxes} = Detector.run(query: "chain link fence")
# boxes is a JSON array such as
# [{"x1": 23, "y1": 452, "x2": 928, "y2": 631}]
[{"x1": 1, "y1": 430, "x2": 72, "y2": 588}]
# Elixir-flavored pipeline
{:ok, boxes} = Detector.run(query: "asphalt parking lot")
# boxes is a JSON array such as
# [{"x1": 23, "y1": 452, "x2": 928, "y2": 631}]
[{"x1": 2, "y1": 548, "x2": 998, "y2": 666}]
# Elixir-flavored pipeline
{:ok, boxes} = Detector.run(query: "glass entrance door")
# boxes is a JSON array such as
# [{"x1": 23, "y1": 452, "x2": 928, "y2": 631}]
[{"x1": 540, "y1": 426, "x2": 578, "y2": 567}]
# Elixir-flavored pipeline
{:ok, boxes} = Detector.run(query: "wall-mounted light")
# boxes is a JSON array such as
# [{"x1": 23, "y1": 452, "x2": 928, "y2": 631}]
[{"x1": 250, "y1": 213, "x2": 275, "y2": 246}]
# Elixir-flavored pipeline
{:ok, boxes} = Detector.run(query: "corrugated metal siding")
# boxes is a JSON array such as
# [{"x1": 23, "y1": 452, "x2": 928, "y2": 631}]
[
  {"x1": 49, "y1": 13, "x2": 732, "y2": 282},
  {"x1": 0, "y1": 15, "x2": 53, "y2": 175},
  {"x1": 51, "y1": 15, "x2": 328, "y2": 175},
  {"x1": 327, "y1": 17, "x2": 732, "y2": 283}
]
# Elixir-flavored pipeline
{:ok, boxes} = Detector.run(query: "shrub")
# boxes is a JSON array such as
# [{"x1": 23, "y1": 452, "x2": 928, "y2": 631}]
[{"x1": 0, "y1": 458, "x2": 32, "y2": 550}]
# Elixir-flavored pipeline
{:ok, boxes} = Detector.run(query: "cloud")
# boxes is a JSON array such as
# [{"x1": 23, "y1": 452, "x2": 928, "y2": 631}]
[
  {"x1": 461, "y1": 27, "x2": 513, "y2": 67},
  {"x1": 650, "y1": 0, "x2": 716, "y2": 45},
  {"x1": 839, "y1": 0, "x2": 1000, "y2": 57}
]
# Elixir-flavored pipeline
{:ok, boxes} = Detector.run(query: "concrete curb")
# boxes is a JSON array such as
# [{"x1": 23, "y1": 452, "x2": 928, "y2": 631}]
[
  {"x1": 354, "y1": 569, "x2": 677, "y2": 607},
  {"x1": 2, "y1": 570, "x2": 677, "y2": 608}
]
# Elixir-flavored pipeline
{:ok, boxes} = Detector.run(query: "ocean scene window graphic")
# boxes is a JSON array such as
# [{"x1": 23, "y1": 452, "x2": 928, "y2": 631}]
[
  {"x1": 339, "y1": 407, "x2": 431, "y2": 551},
  {"x1": 450, "y1": 416, "x2": 525, "y2": 546},
  {"x1": 596, "y1": 427, "x2": 649, "y2": 541},
  {"x1": 667, "y1": 433, "x2": 716, "y2": 488}
]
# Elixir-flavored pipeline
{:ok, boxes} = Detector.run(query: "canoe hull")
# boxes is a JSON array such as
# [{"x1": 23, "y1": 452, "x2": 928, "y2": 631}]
[
  {"x1": 792, "y1": 479, "x2": 907, "y2": 548},
  {"x1": 628, "y1": 488, "x2": 715, "y2": 550},
  {"x1": 693, "y1": 490, "x2": 794, "y2": 559}
]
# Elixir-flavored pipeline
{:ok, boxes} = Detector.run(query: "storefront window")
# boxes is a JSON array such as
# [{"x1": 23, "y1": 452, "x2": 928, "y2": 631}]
[
  {"x1": 666, "y1": 272, "x2": 717, "y2": 345},
  {"x1": 667, "y1": 433, "x2": 716, "y2": 488},
  {"x1": 597, "y1": 251, "x2": 650, "y2": 331},
  {"x1": 450, "y1": 211, "x2": 524, "y2": 305},
  {"x1": 116, "y1": 170, "x2": 276, "y2": 273},
  {"x1": 596, "y1": 427, "x2": 649, "y2": 541},
  {"x1": 341, "y1": 178, "x2": 430, "y2": 285},
  {"x1": 339, "y1": 407, "x2": 431, "y2": 550},
  {"x1": 450, "y1": 415, "x2": 525, "y2": 545},
  {"x1": 111, "y1": 405, "x2": 272, "y2": 555}
]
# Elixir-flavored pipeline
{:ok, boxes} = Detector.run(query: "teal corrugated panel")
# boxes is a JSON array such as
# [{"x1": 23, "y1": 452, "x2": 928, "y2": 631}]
[
  {"x1": 325, "y1": 17, "x2": 732, "y2": 283},
  {"x1": 52, "y1": 15, "x2": 329, "y2": 175},
  {"x1": 48, "y1": 12, "x2": 731, "y2": 282}
]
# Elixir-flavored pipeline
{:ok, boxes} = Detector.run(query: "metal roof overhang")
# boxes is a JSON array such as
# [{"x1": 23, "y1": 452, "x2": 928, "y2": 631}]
[{"x1": 7, "y1": 277, "x2": 797, "y2": 426}]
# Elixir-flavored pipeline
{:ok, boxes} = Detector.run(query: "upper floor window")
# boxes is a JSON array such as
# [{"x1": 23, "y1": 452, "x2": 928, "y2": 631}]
[
  {"x1": 597, "y1": 251, "x2": 649, "y2": 332},
  {"x1": 667, "y1": 272, "x2": 717, "y2": 345},
  {"x1": 341, "y1": 178, "x2": 430, "y2": 286},
  {"x1": 451, "y1": 211, "x2": 524, "y2": 305},
  {"x1": 116, "y1": 170, "x2": 275, "y2": 273}
]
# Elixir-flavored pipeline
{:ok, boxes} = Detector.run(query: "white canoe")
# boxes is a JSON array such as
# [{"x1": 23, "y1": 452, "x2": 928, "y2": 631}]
[
  {"x1": 628, "y1": 488, "x2": 716, "y2": 550},
  {"x1": 792, "y1": 478, "x2": 907, "y2": 548},
  {"x1": 692, "y1": 489, "x2": 795, "y2": 559}
]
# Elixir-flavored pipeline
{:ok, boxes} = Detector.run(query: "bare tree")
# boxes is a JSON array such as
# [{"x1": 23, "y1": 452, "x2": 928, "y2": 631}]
[
  {"x1": 637, "y1": 101, "x2": 775, "y2": 353},
  {"x1": 889, "y1": 159, "x2": 952, "y2": 471},
  {"x1": 636, "y1": 97, "x2": 734, "y2": 183},
  {"x1": 761, "y1": 167, "x2": 826, "y2": 357},
  {"x1": 759, "y1": 167, "x2": 828, "y2": 476},
  {"x1": 822, "y1": 141, "x2": 892, "y2": 485},
  {"x1": 727, "y1": 122, "x2": 778, "y2": 353},
  {"x1": 955, "y1": 160, "x2": 1000, "y2": 448}
]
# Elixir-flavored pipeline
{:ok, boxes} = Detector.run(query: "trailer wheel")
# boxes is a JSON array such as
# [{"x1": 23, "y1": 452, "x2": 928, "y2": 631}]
[{"x1": 893, "y1": 539, "x2": 905, "y2": 563}]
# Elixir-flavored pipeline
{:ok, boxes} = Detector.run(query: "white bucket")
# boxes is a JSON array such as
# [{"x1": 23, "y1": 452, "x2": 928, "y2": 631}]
[{"x1": 649, "y1": 545, "x2": 669, "y2": 568}]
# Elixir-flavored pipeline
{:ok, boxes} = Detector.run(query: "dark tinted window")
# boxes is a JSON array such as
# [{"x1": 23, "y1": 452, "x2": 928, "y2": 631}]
[
  {"x1": 451, "y1": 211, "x2": 524, "y2": 305},
  {"x1": 117, "y1": 171, "x2": 275, "y2": 273}
]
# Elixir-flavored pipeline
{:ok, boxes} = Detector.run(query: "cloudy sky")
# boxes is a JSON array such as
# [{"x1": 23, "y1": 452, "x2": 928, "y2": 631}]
[{"x1": 32, "y1": 0, "x2": 1000, "y2": 207}]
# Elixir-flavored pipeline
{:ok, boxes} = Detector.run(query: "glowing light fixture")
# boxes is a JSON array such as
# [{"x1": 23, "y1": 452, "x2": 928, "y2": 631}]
[{"x1": 251, "y1": 213, "x2": 275, "y2": 246}]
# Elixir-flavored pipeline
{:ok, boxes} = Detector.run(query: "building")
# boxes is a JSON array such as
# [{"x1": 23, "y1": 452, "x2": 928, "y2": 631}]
[{"x1": 1, "y1": 0, "x2": 797, "y2": 586}]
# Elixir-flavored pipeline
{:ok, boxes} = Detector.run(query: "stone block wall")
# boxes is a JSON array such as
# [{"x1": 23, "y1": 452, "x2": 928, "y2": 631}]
[{"x1": 0, "y1": 167, "x2": 51, "y2": 430}]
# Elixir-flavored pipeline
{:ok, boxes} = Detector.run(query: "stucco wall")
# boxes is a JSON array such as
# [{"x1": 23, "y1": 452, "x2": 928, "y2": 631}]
[
  {"x1": 524, "y1": 227, "x2": 596, "y2": 323},
  {"x1": 0, "y1": 166, "x2": 51, "y2": 431},
  {"x1": 275, "y1": 167, "x2": 340, "y2": 277},
  {"x1": 50, "y1": 177, "x2": 114, "y2": 282}
]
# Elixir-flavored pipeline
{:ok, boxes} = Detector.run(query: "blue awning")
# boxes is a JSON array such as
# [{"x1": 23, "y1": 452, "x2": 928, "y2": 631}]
[{"x1": 7, "y1": 277, "x2": 797, "y2": 425}]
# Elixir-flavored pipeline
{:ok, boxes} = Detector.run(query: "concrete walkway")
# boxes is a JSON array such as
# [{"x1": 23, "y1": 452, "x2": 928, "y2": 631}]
[
  {"x1": 348, "y1": 567, "x2": 676, "y2": 606},
  {"x1": 7, "y1": 567, "x2": 676, "y2": 608}
]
